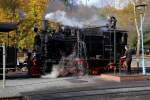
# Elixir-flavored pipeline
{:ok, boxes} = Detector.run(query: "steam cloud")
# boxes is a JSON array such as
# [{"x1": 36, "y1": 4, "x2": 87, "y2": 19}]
[
  {"x1": 45, "y1": 10, "x2": 84, "y2": 27},
  {"x1": 44, "y1": 0, "x2": 107, "y2": 27},
  {"x1": 45, "y1": 10, "x2": 107, "y2": 28}
]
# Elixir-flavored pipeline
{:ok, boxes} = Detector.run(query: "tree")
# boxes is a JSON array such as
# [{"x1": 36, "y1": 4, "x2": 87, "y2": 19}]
[
  {"x1": 16, "y1": 0, "x2": 48, "y2": 49},
  {"x1": 0, "y1": 0, "x2": 21, "y2": 45},
  {"x1": 100, "y1": 4, "x2": 136, "y2": 44},
  {"x1": 128, "y1": 0, "x2": 142, "y2": 68},
  {"x1": 0, "y1": 0, "x2": 21, "y2": 21},
  {"x1": 0, "y1": 0, "x2": 48, "y2": 49},
  {"x1": 99, "y1": 0, "x2": 143, "y2": 68},
  {"x1": 129, "y1": 0, "x2": 150, "y2": 69}
]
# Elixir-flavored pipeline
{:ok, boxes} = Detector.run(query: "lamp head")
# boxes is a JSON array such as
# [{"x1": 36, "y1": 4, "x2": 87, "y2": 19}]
[{"x1": 135, "y1": 2, "x2": 148, "y2": 14}]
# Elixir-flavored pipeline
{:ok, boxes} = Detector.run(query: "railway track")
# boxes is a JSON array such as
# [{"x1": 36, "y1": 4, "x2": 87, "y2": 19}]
[{"x1": 24, "y1": 85, "x2": 150, "y2": 100}]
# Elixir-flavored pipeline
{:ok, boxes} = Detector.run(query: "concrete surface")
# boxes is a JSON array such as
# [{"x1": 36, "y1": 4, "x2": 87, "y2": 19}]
[
  {"x1": 0, "y1": 56, "x2": 150, "y2": 99},
  {"x1": 1, "y1": 75, "x2": 150, "y2": 99}
]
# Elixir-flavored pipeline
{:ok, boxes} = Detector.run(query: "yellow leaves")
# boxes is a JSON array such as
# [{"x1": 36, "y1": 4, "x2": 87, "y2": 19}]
[
  {"x1": 0, "y1": 0, "x2": 48, "y2": 48},
  {"x1": 16, "y1": 0, "x2": 48, "y2": 49}
]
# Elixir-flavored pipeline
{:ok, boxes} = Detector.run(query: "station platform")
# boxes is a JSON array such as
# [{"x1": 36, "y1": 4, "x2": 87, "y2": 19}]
[
  {"x1": 1, "y1": 74, "x2": 150, "y2": 99},
  {"x1": 100, "y1": 73, "x2": 148, "y2": 82}
]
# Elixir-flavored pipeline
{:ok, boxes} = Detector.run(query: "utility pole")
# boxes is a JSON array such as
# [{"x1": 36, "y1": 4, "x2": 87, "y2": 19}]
[
  {"x1": 2, "y1": 43, "x2": 6, "y2": 88},
  {"x1": 140, "y1": 13, "x2": 145, "y2": 74},
  {"x1": 86, "y1": 0, "x2": 87, "y2": 6},
  {"x1": 135, "y1": 1, "x2": 147, "y2": 75}
]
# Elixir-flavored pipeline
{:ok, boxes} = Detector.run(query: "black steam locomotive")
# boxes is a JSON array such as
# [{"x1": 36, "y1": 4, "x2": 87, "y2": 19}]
[{"x1": 35, "y1": 23, "x2": 128, "y2": 74}]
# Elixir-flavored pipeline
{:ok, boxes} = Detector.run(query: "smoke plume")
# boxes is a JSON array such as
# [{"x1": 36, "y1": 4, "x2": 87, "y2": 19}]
[{"x1": 45, "y1": 0, "x2": 107, "y2": 28}]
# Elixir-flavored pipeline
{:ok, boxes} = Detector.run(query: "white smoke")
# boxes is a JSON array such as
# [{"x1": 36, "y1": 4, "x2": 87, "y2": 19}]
[
  {"x1": 84, "y1": 15, "x2": 107, "y2": 26},
  {"x1": 42, "y1": 65, "x2": 59, "y2": 78},
  {"x1": 45, "y1": 10, "x2": 106, "y2": 28},
  {"x1": 45, "y1": 10, "x2": 84, "y2": 27}
]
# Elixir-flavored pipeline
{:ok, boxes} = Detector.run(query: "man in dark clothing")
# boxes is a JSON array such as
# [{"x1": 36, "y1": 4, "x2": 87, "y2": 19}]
[
  {"x1": 34, "y1": 33, "x2": 41, "y2": 52},
  {"x1": 107, "y1": 16, "x2": 117, "y2": 29},
  {"x1": 122, "y1": 45, "x2": 132, "y2": 74}
]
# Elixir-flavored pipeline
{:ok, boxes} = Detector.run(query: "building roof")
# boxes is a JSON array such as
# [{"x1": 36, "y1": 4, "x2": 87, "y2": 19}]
[{"x1": 0, "y1": 22, "x2": 17, "y2": 32}]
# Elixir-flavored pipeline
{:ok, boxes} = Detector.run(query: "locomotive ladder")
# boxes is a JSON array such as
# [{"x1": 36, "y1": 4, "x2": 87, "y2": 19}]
[{"x1": 76, "y1": 30, "x2": 89, "y2": 75}]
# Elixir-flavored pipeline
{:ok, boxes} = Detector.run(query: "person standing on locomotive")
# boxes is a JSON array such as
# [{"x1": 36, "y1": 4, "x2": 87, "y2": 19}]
[
  {"x1": 121, "y1": 45, "x2": 133, "y2": 74},
  {"x1": 107, "y1": 16, "x2": 117, "y2": 29}
]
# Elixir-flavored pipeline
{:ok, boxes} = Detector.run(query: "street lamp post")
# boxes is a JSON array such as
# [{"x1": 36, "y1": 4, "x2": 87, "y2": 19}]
[{"x1": 135, "y1": 2, "x2": 147, "y2": 75}]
